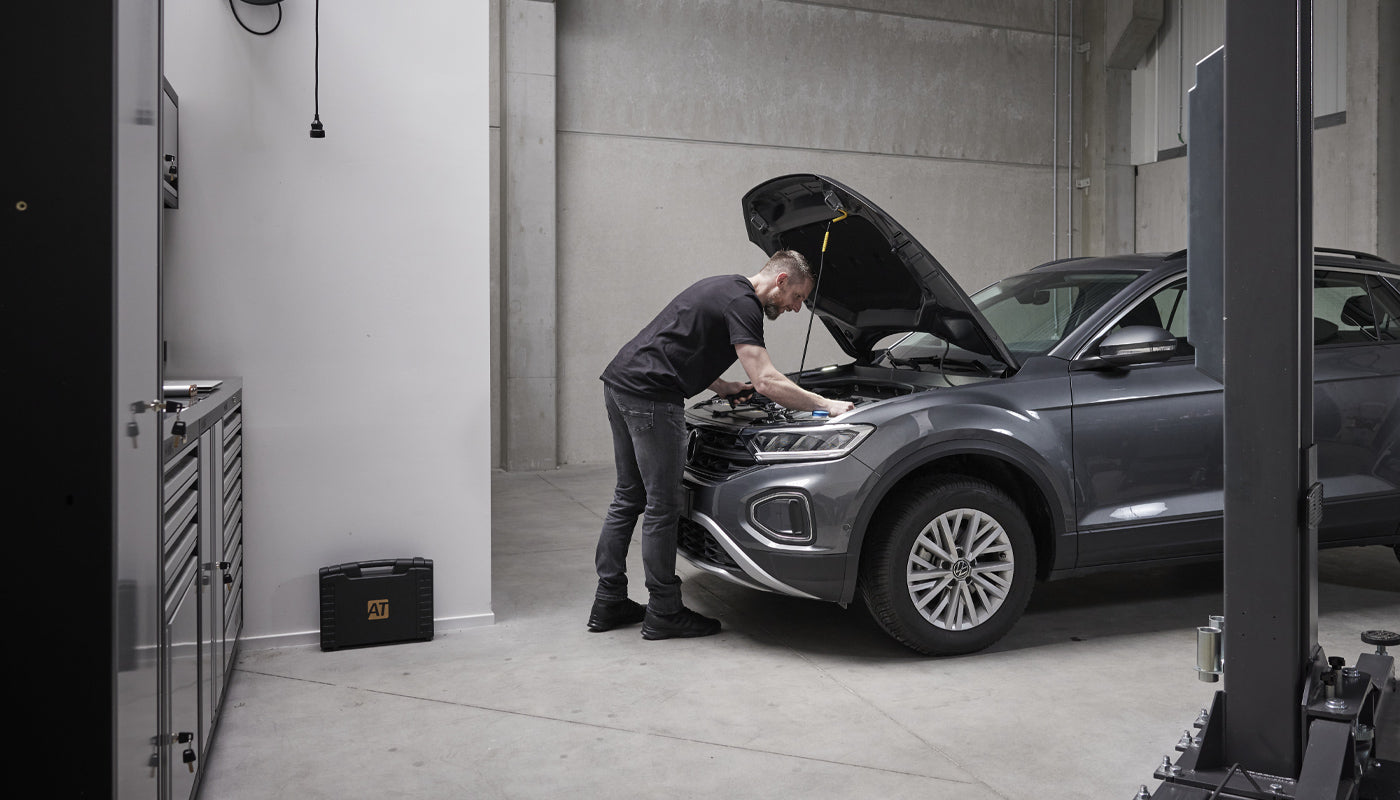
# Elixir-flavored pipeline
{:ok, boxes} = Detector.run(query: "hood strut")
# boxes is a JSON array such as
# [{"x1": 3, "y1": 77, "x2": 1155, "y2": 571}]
[{"x1": 797, "y1": 206, "x2": 849, "y2": 387}]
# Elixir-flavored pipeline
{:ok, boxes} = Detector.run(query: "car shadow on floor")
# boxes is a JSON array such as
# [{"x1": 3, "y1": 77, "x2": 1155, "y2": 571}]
[{"x1": 685, "y1": 545, "x2": 1400, "y2": 661}]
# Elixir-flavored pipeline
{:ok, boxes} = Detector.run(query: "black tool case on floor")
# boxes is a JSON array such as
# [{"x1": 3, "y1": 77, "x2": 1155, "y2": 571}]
[{"x1": 319, "y1": 558, "x2": 434, "y2": 651}]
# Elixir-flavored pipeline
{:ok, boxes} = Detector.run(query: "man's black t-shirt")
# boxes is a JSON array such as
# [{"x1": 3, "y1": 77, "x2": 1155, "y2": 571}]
[{"x1": 601, "y1": 275, "x2": 765, "y2": 403}]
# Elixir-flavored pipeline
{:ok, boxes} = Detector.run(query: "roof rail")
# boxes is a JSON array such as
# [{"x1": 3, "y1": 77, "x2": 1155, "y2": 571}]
[
  {"x1": 1314, "y1": 246, "x2": 1383, "y2": 261},
  {"x1": 1160, "y1": 247, "x2": 1383, "y2": 262}
]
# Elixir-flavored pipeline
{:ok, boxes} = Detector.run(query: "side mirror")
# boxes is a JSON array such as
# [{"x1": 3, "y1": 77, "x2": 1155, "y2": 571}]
[{"x1": 1091, "y1": 326, "x2": 1179, "y2": 368}]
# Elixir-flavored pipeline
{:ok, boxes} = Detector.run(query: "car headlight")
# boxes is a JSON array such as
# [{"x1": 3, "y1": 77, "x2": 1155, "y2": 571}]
[{"x1": 748, "y1": 424, "x2": 874, "y2": 462}]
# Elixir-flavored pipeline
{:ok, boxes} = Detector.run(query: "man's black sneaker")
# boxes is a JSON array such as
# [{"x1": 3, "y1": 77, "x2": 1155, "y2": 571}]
[
  {"x1": 587, "y1": 598, "x2": 647, "y2": 632},
  {"x1": 640, "y1": 606, "x2": 721, "y2": 640}
]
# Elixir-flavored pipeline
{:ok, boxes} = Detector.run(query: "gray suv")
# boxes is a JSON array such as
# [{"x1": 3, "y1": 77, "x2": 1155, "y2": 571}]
[{"x1": 678, "y1": 174, "x2": 1400, "y2": 656}]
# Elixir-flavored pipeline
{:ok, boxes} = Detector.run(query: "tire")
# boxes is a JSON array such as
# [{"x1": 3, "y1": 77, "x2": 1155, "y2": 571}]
[{"x1": 859, "y1": 475, "x2": 1037, "y2": 656}]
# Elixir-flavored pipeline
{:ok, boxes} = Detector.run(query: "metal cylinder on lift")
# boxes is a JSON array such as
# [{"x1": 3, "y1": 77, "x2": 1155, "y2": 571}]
[{"x1": 1197, "y1": 614, "x2": 1225, "y2": 682}]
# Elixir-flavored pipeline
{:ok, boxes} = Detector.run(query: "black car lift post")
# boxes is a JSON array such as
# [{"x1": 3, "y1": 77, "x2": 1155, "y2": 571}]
[{"x1": 1145, "y1": 2, "x2": 1399, "y2": 799}]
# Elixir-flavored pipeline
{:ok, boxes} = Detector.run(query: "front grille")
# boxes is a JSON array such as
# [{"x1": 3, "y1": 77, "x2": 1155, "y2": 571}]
[
  {"x1": 678, "y1": 518, "x2": 739, "y2": 569},
  {"x1": 686, "y1": 427, "x2": 756, "y2": 479}
]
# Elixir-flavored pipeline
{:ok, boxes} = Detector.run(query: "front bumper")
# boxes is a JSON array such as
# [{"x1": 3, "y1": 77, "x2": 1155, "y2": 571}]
[{"x1": 679, "y1": 455, "x2": 875, "y2": 602}]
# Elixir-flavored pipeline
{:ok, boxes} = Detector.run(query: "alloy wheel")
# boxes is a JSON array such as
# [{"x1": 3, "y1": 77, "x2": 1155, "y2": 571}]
[{"x1": 905, "y1": 507, "x2": 1015, "y2": 631}]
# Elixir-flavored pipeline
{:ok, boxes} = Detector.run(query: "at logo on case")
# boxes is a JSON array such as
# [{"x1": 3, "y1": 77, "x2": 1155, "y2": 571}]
[{"x1": 367, "y1": 599, "x2": 389, "y2": 620}]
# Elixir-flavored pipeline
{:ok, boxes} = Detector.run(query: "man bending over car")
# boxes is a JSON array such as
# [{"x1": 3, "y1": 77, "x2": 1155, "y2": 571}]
[{"x1": 589, "y1": 249, "x2": 855, "y2": 640}]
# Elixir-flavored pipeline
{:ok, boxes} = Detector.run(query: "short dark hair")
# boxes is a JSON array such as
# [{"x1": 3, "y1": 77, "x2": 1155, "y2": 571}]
[{"x1": 761, "y1": 250, "x2": 814, "y2": 287}]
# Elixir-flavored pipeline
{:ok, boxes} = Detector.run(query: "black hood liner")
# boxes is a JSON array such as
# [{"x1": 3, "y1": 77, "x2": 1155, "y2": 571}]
[{"x1": 742, "y1": 174, "x2": 1017, "y2": 368}]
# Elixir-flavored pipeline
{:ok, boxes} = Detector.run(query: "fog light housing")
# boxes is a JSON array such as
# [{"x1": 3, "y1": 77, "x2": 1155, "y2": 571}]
[{"x1": 749, "y1": 492, "x2": 814, "y2": 544}]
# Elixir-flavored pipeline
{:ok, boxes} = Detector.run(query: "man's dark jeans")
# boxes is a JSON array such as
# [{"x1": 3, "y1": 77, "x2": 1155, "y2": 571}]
[{"x1": 595, "y1": 384, "x2": 686, "y2": 615}]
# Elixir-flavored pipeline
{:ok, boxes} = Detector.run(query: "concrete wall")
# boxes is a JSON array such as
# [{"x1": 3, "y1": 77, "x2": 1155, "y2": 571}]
[
  {"x1": 1382, "y1": 0, "x2": 1400, "y2": 263},
  {"x1": 1081, "y1": 0, "x2": 1142, "y2": 257},
  {"x1": 496, "y1": 0, "x2": 1084, "y2": 468},
  {"x1": 1135, "y1": 156, "x2": 1187, "y2": 252},
  {"x1": 1135, "y1": 0, "x2": 1398, "y2": 258},
  {"x1": 163, "y1": 1, "x2": 493, "y2": 644}
]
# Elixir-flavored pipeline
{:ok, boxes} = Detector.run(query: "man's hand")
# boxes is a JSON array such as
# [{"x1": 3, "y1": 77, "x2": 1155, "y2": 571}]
[
  {"x1": 708, "y1": 379, "x2": 757, "y2": 408},
  {"x1": 727, "y1": 387, "x2": 757, "y2": 408},
  {"x1": 710, "y1": 379, "x2": 751, "y2": 397},
  {"x1": 821, "y1": 398, "x2": 855, "y2": 416}
]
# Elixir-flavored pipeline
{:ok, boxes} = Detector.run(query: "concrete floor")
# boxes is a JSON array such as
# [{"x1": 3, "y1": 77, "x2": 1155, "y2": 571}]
[{"x1": 202, "y1": 463, "x2": 1399, "y2": 800}]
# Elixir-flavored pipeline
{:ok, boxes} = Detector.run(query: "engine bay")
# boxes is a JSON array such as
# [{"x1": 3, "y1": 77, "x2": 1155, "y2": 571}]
[{"x1": 691, "y1": 379, "x2": 918, "y2": 425}]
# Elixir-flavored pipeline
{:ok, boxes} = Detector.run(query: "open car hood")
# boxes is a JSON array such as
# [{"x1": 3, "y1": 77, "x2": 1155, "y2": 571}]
[{"x1": 742, "y1": 174, "x2": 1018, "y2": 369}]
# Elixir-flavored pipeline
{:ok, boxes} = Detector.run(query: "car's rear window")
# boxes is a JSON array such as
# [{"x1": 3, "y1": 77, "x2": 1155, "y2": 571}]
[{"x1": 971, "y1": 271, "x2": 1142, "y2": 359}]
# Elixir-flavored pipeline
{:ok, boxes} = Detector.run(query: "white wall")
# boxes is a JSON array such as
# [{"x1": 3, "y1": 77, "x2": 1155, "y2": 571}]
[{"x1": 162, "y1": 0, "x2": 493, "y2": 644}]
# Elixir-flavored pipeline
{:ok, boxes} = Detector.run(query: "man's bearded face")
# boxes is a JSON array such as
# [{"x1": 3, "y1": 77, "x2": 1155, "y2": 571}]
[{"x1": 763, "y1": 278, "x2": 810, "y2": 321}]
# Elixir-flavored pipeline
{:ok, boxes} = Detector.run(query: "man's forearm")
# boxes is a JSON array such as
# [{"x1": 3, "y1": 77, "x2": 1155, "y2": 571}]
[
  {"x1": 751, "y1": 371, "x2": 829, "y2": 412},
  {"x1": 734, "y1": 342, "x2": 852, "y2": 415}
]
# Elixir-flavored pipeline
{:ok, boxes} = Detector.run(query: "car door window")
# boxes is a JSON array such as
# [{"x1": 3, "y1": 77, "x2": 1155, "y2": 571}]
[{"x1": 1314, "y1": 270, "x2": 1400, "y2": 344}]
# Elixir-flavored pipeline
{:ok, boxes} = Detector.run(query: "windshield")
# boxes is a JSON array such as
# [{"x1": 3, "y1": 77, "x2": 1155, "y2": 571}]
[
  {"x1": 969, "y1": 270, "x2": 1142, "y2": 359},
  {"x1": 885, "y1": 269, "x2": 1142, "y2": 363}
]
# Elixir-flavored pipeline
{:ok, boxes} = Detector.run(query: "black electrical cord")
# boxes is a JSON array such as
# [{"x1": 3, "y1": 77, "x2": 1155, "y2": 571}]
[
  {"x1": 229, "y1": 0, "x2": 282, "y2": 36},
  {"x1": 310, "y1": 0, "x2": 325, "y2": 137},
  {"x1": 1205, "y1": 763, "x2": 1266, "y2": 800},
  {"x1": 225, "y1": 0, "x2": 322, "y2": 138},
  {"x1": 938, "y1": 337, "x2": 953, "y2": 387}
]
